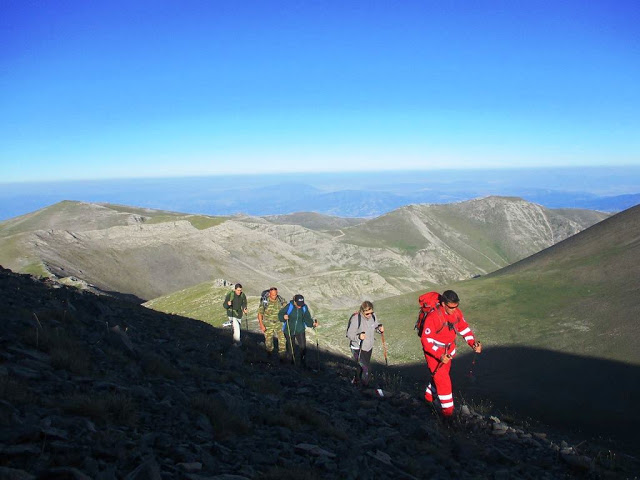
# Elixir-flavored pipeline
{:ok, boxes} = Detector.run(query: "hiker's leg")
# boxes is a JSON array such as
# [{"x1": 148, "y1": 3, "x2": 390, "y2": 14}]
[
  {"x1": 424, "y1": 354, "x2": 439, "y2": 402},
  {"x1": 231, "y1": 316, "x2": 241, "y2": 346},
  {"x1": 298, "y1": 332, "x2": 307, "y2": 366},
  {"x1": 283, "y1": 330, "x2": 294, "y2": 362},
  {"x1": 276, "y1": 326, "x2": 287, "y2": 359},
  {"x1": 359, "y1": 349, "x2": 373, "y2": 386},
  {"x1": 351, "y1": 349, "x2": 362, "y2": 383},
  {"x1": 264, "y1": 324, "x2": 274, "y2": 354},
  {"x1": 433, "y1": 360, "x2": 454, "y2": 416}
]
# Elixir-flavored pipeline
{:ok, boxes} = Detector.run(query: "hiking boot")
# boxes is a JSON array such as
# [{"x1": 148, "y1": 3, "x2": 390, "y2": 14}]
[{"x1": 439, "y1": 415, "x2": 455, "y2": 429}]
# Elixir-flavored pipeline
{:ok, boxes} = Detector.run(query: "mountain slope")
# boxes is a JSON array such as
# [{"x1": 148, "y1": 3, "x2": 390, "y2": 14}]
[
  {"x1": 304, "y1": 204, "x2": 640, "y2": 450},
  {"x1": 4, "y1": 266, "x2": 638, "y2": 478},
  {"x1": 356, "y1": 204, "x2": 639, "y2": 366},
  {"x1": 339, "y1": 197, "x2": 608, "y2": 283},
  {"x1": 264, "y1": 211, "x2": 365, "y2": 231}
]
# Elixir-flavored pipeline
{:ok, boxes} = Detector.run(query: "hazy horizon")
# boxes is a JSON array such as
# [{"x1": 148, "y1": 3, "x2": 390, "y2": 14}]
[{"x1": 2, "y1": 166, "x2": 639, "y2": 222}]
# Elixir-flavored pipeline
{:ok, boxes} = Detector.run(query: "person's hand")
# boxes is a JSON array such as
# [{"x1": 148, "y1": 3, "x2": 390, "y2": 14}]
[
  {"x1": 440, "y1": 353, "x2": 452, "y2": 364},
  {"x1": 472, "y1": 341, "x2": 482, "y2": 353},
  {"x1": 284, "y1": 314, "x2": 289, "y2": 321},
  {"x1": 378, "y1": 325, "x2": 384, "y2": 333},
  {"x1": 358, "y1": 332, "x2": 366, "y2": 341},
  {"x1": 227, "y1": 300, "x2": 232, "y2": 306},
  {"x1": 313, "y1": 321, "x2": 318, "y2": 328},
  {"x1": 243, "y1": 308, "x2": 248, "y2": 314}
]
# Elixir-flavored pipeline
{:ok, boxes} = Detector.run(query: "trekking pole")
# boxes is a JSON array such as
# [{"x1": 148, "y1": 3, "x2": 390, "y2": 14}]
[
  {"x1": 285, "y1": 317, "x2": 296, "y2": 366},
  {"x1": 380, "y1": 330, "x2": 388, "y2": 366},
  {"x1": 467, "y1": 351, "x2": 479, "y2": 383},
  {"x1": 313, "y1": 322, "x2": 320, "y2": 370},
  {"x1": 432, "y1": 356, "x2": 446, "y2": 378}
]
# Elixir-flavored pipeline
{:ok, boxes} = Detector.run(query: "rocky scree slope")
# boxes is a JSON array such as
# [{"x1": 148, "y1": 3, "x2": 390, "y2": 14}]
[{"x1": 1, "y1": 267, "x2": 637, "y2": 479}]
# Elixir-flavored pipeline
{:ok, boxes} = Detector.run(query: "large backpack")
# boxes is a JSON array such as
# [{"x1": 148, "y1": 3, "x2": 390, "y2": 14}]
[
  {"x1": 415, "y1": 291, "x2": 441, "y2": 337},
  {"x1": 261, "y1": 289, "x2": 285, "y2": 309}
]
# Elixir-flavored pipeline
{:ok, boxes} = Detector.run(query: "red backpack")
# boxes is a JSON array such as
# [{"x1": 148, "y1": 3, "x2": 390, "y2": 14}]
[{"x1": 415, "y1": 291, "x2": 441, "y2": 337}]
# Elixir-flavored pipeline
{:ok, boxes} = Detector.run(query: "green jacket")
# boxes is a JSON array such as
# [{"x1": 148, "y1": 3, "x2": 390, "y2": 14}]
[
  {"x1": 278, "y1": 302, "x2": 314, "y2": 335},
  {"x1": 223, "y1": 291, "x2": 247, "y2": 318}
]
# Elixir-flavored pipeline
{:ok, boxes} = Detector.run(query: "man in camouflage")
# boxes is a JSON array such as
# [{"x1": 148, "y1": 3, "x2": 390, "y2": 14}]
[{"x1": 257, "y1": 287, "x2": 287, "y2": 360}]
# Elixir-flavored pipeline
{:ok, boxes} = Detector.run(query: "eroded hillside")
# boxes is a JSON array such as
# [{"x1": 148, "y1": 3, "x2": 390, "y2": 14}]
[{"x1": 0, "y1": 198, "x2": 608, "y2": 305}]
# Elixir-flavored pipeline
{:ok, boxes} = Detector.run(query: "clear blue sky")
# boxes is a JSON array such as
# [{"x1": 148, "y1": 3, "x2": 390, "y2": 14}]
[{"x1": 1, "y1": 0, "x2": 639, "y2": 182}]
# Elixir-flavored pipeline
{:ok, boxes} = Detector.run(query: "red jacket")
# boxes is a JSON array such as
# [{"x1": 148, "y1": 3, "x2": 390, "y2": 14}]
[{"x1": 420, "y1": 305, "x2": 476, "y2": 360}]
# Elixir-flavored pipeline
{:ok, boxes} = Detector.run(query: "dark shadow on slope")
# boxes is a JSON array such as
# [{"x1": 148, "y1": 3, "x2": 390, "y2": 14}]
[
  {"x1": 3, "y1": 266, "x2": 639, "y2": 460},
  {"x1": 385, "y1": 346, "x2": 640, "y2": 455},
  {"x1": 99, "y1": 289, "x2": 147, "y2": 304}
]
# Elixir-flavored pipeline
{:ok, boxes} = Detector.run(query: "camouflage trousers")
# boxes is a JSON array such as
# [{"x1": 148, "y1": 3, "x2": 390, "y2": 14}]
[{"x1": 264, "y1": 321, "x2": 286, "y2": 356}]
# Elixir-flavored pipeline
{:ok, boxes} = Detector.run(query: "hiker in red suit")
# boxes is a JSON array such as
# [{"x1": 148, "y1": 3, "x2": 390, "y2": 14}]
[{"x1": 421, "y1": 290, "x2": 482, "y2": 417}]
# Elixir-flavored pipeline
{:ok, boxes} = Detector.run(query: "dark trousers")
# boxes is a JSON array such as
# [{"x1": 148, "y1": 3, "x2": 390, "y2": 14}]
[
  {"x1": 352, "y1": 348, "x2": 373, "y2": 386},
  {"x1": 284, "y1": 331, "x2": 307, "y2": 365}
]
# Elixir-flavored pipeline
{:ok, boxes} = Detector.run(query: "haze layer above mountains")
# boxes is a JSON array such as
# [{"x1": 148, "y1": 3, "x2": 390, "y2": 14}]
[{"x1": 2, "y1": 167, "x2": 639, "y2": 221}]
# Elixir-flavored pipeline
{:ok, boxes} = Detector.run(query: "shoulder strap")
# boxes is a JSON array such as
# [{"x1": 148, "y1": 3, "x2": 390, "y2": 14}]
[
  {"x1": 286, "y1": 302, "x2": 294, "y2": 316},
  {"x1": 434, "y1": 306, "x2": 458, "y2": 334},
  {"x1": 347, "y1": 312, "x2": 360, "y2": 331}
]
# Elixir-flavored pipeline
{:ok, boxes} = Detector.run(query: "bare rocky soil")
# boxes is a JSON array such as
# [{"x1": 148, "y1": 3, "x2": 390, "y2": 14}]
[{"x1": 1, "y1": 267, "x2": 637, "y2": 479}]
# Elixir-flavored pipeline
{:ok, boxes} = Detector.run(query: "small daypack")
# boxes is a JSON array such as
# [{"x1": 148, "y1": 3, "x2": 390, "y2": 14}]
[
  {"x1": 346, "y1": 311, "x2": 376, "y2": 338},
  {"x1": 285, "y1": 301, "x2": 308, "y2": 316},
  {"x1": 260, "y1": 289, "x2": 285, "y2": 309},
  {"x1": 415, "y1": 291, "x2": 441, "y2": 337},
  {"x1": 225, "y1": 290, "x2": 246, "y2": 307}
]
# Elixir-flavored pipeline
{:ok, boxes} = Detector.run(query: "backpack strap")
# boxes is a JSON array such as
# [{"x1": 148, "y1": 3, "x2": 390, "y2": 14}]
[
  {"x1": 434, "y1": 306, "x2": 458, "y2": 334},
  {"x1": 286, "y1": 302, "x2": 294, "y2": 316}
]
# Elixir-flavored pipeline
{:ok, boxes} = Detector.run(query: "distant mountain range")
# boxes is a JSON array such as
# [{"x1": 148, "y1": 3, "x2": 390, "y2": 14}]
[{"x1": 0, "y1": 197, "x2": 607, "y2": 306}]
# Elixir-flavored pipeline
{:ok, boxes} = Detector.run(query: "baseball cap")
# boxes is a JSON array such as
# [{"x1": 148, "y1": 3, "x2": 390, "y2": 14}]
[{"x1": 294, "y1": 294, "x2": 305, "y2": 306}]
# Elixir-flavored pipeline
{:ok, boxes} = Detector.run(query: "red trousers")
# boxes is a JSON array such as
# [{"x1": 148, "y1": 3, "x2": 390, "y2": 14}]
[{"x1": 424, "y1": 354, "x2": 454, "y2": 416}]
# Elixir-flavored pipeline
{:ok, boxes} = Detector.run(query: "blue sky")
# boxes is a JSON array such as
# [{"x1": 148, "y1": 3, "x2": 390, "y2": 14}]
[{"x1": 1, "y1": 0, "x2": 639, "y2": 182}]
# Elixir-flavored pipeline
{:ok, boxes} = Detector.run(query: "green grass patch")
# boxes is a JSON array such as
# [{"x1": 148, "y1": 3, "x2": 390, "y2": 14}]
[{"x1": 186, "y1": 215, "x2": 227, "y2": 230}]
